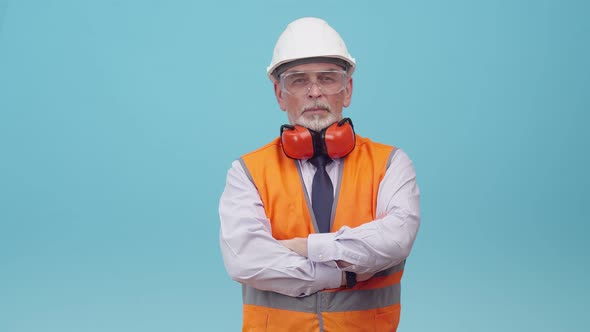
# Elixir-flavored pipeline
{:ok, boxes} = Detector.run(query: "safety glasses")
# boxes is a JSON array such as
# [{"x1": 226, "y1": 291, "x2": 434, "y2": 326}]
[{"x1": 280, "y1": 70, "x2": 348, "y2": 96}]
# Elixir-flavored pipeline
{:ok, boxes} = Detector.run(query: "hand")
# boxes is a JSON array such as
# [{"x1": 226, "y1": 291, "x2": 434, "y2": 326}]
[
  {"x1": 336, "y1": 260, "x2": 351, "y2": 268},
  {"x1": 357, "y1": 271, "x2": 375, "y2": 282},
  {"x1": 278, "y1": 238, "x2": 308, "y2": 257}
]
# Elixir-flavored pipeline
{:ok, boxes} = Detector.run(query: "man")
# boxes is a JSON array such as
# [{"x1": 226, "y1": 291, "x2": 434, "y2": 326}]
[{"x1": 219, "y1": 17, "x2": 420, "y2": 331}]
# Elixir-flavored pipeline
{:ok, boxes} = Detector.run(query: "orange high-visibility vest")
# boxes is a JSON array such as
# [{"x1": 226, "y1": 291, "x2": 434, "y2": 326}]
[{"x1": 240, "y1": 135, "x2": 404, "y2": 332}]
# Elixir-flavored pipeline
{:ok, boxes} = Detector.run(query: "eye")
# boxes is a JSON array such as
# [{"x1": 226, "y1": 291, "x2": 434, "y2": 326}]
[
  {"x1": 289, "y1": 76, "x2": 309, "y2": 86},
  {"x1": 319, "y1": 74, "x2": 338, "y2": 84}
]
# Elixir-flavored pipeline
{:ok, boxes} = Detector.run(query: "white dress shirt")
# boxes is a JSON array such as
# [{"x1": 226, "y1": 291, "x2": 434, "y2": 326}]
[{"x1": 219, "y1": 148, "x2": 420, "y2": 297}]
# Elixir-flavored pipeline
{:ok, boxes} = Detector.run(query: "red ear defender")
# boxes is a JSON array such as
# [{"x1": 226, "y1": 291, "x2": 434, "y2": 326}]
[
  {"x1": 324, "y1": 118, "x2": 355, "y2": 159},
  {"x1": 280, "y1": 124, "x2": 315, "y2": 159},
  {"x1": 280, "y1": 118, "x2": 356, "y2": 160}
]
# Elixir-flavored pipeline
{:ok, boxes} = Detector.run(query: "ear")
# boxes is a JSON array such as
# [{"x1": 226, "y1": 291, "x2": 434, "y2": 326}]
[
  {"x1": 274, "y1": 81, "x2": 287, "y2": 111},
  {"x1": 343, "y1": 77, "x2": 353, "y2": 108}
]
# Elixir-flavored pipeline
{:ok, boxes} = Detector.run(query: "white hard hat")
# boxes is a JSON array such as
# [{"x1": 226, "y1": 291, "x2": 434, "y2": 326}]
[{"x1": 267, "y1": 17, "x2": 356, "y2": 81}]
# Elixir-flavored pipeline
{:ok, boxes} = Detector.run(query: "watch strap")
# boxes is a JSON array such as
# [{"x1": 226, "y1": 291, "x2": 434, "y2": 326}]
[{"x1": 345, "y1": 271, "x2": 357, "y2": 288}]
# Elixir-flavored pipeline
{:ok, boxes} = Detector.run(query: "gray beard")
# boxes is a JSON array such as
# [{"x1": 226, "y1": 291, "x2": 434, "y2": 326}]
[{"x1": 295, "y1": 113, "x2": 340, "y2": 132}]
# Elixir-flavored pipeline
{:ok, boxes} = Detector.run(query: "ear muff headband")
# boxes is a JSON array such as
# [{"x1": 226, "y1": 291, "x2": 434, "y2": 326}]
[{"x1": 280, "y1": 118, "x2": 356, "y2": 159}]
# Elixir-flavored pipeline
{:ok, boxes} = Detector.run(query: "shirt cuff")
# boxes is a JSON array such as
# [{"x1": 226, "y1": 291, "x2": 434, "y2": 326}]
[
  {"x1": 315, "y1": 262, "x2": 343, "y2": 290},
  {"x1": 308, "y1": 232, "x2": 339, "y2": 263}
]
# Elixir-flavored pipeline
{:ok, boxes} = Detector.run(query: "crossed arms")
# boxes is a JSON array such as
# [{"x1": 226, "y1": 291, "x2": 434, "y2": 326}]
[{"x1": 219, "y1": 149, "x2": 420, "y2": 297}]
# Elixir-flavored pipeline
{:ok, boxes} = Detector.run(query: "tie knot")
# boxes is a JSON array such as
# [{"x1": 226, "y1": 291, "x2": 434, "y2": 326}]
[{"x1": 310, "y1": 154, "x2": 332, "y2": 168}]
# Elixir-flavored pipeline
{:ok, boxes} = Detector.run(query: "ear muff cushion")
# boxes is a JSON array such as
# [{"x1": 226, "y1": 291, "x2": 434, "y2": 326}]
[
  {"x1": 324, "y1": 121, "x2": 355, "y2": 159},
  {"x1": 281, "y1": 125, "x2": 315, "y2": 159}
]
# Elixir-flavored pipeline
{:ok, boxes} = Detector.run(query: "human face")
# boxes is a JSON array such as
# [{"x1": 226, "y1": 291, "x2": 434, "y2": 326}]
[{"x1": 274, "y1": 62, "x2": 353, "y2": 131}]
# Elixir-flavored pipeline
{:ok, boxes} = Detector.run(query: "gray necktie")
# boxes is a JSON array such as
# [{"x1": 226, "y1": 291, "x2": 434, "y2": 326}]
[{"x1": 310, "y1": 154, "x2": 334, "y2": 233}]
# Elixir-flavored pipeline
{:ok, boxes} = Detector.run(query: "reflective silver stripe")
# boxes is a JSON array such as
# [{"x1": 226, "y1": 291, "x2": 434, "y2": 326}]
[
  {"x1": 330, "y1": 160, "x2": 345, "y2": 230},
  {"x1": 322, "y1": 283, "x2": 400, "y2": 312},
  {"x1": 317, "y1": 294, "x2": 325, "y2": 332},
  {"x1": 243, "y1": 283, "x2": 401, "y2": 313},
  {"x1": 295, "y1": 160, "x2": 321, "y2": 233},
  {"x1": 238, "y1": 158, "x2": 257, "y2": 189},
  {"x1": 243, "y1": 285, "x2": 317, "y2": 313},
  {"x1": 386, "y1": 147, "x2": 398, "y2": 170}
]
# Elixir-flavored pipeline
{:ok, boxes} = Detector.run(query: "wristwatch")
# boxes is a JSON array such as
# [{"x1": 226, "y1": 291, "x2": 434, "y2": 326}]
[{"x1": 345, "y1": 271, "x2": 357, "y2": 288}]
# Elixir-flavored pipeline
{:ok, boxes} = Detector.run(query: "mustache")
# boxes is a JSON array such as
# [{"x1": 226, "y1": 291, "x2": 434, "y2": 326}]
[{"x1": 301, "y1": 102, "x2": 332, "y2": 114}]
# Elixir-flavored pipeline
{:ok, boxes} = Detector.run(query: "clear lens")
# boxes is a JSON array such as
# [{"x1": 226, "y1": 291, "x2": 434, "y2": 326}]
[{"x1": 280, "y1": 70, "x2": 347, "y2": 96}]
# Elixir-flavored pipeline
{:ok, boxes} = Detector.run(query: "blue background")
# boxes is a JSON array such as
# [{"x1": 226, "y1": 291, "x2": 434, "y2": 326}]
[{"x1": 1, "y1": 0, "x2": 588, "y2": 331}]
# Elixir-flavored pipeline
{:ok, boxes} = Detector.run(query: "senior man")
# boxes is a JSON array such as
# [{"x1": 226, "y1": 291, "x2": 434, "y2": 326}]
[{"x1": 219, "y1": 17, "x2": 420, "y2": 331}]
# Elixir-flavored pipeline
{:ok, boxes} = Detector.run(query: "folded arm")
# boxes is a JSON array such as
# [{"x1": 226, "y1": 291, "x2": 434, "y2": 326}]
[
  {"x1": 306, "y1": 149, "x2": 421, "y2": 274},
  {"x1": 219, "y1": 160, "x2": 342, "y2": 297}
]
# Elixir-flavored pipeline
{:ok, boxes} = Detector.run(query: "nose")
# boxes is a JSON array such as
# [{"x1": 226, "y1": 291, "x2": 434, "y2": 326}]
[{"x1": 306, "y1": 82, "x2": 323, "y2": 98}]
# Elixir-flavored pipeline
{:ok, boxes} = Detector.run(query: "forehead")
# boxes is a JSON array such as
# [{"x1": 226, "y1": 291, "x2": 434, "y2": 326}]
[{"x1": 284, "y1": 62, "x2": 343, "y2": 74}]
